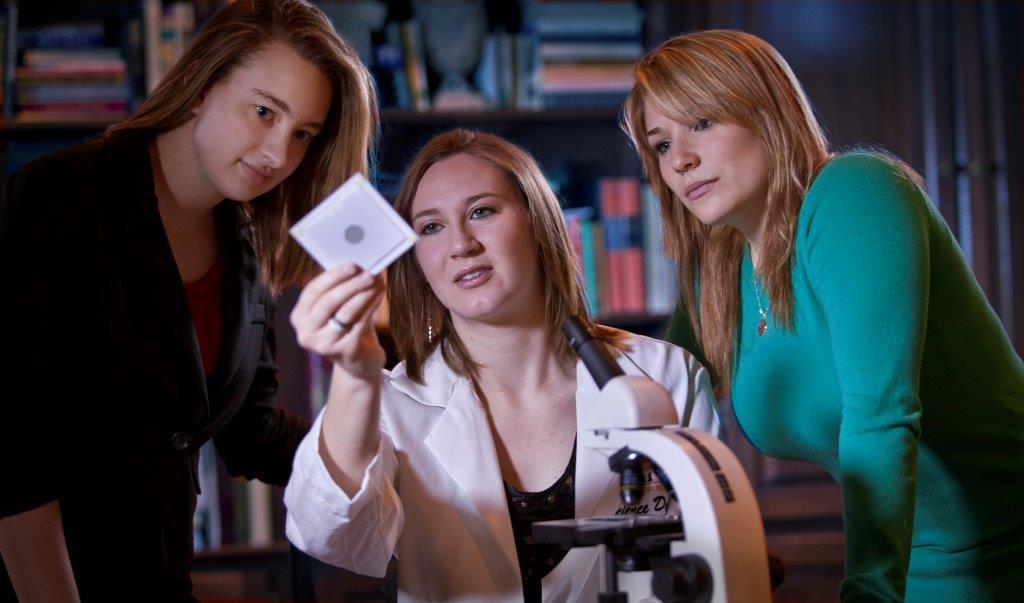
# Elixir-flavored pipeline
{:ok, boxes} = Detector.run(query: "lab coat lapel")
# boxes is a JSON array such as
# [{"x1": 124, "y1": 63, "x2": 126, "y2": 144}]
[{"x1": 416, "y1": 359, "x2": 521, "y2": 585}]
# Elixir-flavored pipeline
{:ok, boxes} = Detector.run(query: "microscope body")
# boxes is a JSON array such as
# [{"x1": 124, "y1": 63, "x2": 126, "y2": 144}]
[
  {"x1": 579, "y1": 376, "x2": 772, "y2": 603},
  {"x1": 541, "y1": 318, "x2": 773, "y2": 602}
]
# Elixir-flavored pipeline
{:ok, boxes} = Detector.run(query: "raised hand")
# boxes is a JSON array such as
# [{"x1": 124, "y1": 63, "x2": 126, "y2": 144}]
[{"x1": 290, "y1": 262, "x2": 386, "y2": 382}]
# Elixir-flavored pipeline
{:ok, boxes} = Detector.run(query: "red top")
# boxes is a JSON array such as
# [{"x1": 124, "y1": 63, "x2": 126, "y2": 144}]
[{"x1": 183, "y1": 254, "x2": 223, "y2": 376}]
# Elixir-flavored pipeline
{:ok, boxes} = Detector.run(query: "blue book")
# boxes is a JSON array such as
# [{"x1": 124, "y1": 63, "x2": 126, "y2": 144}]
[{"x1": 19, "y1": 22, "x2": 105, "y2": 49}]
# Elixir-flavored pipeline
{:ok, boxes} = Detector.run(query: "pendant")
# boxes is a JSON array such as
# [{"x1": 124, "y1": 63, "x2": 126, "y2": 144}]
[{"x1": 757, "y1": 317, "x2": 768, "y2": 336}]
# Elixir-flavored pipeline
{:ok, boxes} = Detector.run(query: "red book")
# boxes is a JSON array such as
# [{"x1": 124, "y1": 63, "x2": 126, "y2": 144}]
[
  {"x1": 616, "y1": 177, "x2": 646, "y2": 314},
  {"x1": 600, "y1": 178, "x2": 624, "y2": 315}
]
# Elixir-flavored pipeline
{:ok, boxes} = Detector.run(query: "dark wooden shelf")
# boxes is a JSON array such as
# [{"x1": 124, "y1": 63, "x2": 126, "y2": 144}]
[
  {"x1": 193, "y1": 540, "x2": 290, "y2": 562},
  {"x1": 0, "y1": 107, "x2": 623, "y2": 136},
  {"x1": 383, "y1": 106, "x2": 621, "y2": 125},
  {"x1": 191, "y1": 541, "x2": 294, "y2": 601}
]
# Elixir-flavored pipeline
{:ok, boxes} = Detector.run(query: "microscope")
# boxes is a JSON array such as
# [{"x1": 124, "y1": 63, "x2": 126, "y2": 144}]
[{"x1": 531, "y1": 318, "x2": 772, "y2": 602}]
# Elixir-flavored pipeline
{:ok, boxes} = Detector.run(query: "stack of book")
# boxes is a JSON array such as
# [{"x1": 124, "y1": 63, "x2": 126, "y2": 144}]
[
  {"x1": 563, "y1": 177, "x2": 677, "y2": 319},
  {"x1": 14, "y1": 22, "x2": 130, "y2": 124},
  {"x1": 475, "y1": 30, "x2": 540, "y2": 110},
  {"x1": 194, "y1": 442, "x2": 275, "y2": 551},
  {"x1": 143, "y1": 0, "x2": 195, "y2": 93},
  {"x1": 376, "y1": 20, "x2": 431, "y2": 112},
  {"x1": 524, "y1": 0, "x2": 644, "y2": 109}
]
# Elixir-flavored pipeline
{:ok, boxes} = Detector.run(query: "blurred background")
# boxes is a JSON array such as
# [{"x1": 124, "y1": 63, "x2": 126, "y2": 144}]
[{"x1": 1, "y1": 0, "x2": 1019, "y2": 601}]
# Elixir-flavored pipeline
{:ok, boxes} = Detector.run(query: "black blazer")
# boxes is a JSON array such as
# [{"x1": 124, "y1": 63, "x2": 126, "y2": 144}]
[{"x1": 0, "y1": 136, "x2": 311, "y2": 601}]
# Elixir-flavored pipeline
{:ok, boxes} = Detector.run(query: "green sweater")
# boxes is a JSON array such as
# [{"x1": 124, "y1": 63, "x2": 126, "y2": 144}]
[{"x1": 666, "y1": 153, "x2": 1024, "y2": 601}]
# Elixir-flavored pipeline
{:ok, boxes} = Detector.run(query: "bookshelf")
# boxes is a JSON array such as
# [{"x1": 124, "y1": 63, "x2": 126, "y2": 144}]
[{"x1": 0, "y1": 0, "x2": 203, "y2": 173}]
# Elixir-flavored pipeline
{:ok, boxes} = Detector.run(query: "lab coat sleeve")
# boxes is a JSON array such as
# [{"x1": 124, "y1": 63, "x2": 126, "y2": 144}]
[{"x1": 284, "y1": 407, "x2": 404, "y2": 578}]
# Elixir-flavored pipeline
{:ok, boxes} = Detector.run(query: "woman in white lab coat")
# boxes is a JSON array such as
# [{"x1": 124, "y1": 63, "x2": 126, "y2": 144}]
[{"x1": 284, "y1": 130, "x2": 720, "y2": 602}]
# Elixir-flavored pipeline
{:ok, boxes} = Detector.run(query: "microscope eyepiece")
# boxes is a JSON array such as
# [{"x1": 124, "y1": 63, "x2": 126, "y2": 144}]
[{"x1": 563, "y1": 316, "x2": 624, "y2": 389}]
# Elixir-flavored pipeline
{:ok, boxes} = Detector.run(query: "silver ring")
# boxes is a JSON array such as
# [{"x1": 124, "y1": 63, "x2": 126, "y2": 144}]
[{"x1": 328, "y1": 316, "x2": 351, "y2": 332}]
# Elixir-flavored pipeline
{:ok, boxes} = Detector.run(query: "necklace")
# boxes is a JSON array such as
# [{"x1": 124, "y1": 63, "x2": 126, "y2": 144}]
[{"x1": 752, "y1": 273, "x2": 769, "y2": 337}]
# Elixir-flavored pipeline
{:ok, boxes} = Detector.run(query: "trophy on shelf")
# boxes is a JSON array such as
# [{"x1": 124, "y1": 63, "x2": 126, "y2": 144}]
[{"x1": 412, "y1": 0, "x2": 489, "y2": 110}]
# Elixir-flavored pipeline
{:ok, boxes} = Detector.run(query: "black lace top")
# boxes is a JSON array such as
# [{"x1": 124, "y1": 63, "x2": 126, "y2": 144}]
[{"x1": 503, "y1": 441, "x2": 577, "y2": 603}]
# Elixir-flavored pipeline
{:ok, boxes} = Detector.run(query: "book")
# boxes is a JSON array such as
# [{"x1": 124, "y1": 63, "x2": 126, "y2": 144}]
[
  {"x1": 592, "y1": 221, "x2": 608, "y2": 317},
  {"x1": 399, "y1": 20, "x2": 430, "y2": 112},
  {"x1": 514, "y1": 34, "x2": 540, "y2": 109},
  {"x1": 0, "y1": 6, "x2": 6, "y2": 111},
  {"x1": 18, "y1": 22, "x2": 105, "y2": 48},
  {"x1": 524, "y1": 0, "x2": 642, "y2": 109},
  {"x1": 194, "y1": 442, "x2": 222, "y2": 550},
  {"x1": 475, "y1": 31, "x2": 502, "y2": 107},
  {"x1": 383, "y1": 23, "x2": 412, "y2": 110},
  {"x1": 616, "y1": 177, "x2": 646, "y2": 314},
  {"x1": 16, "y1": 81, "x2": 130, "y2": 103},
  {"x1": 17, "y1": 101, "x2": 129, "y2": 112},
  {"x1": 18, "y1": 65, "x2": 127, "y2": 79},
  {"x1": 230, "y1": 477, "x2": 250, "y2": 545},
  {"x1": 143, "y1": 0, "x2": 161, "y2": 92},
  {"x1": 563, "y1": 206, "x2": 591, "y2": 270},
  {"x1": 641, "y1": 184, "x2": 677, "y2": 315},
  {"x1": 159, "y1": 2, "x2": 194, "y2": 86},
  {"x1": 2, "y1": 0, "x2": 16, "y2": 118},
  {"x1": 560, "y1": 175, "x2": 672, "y2": 321},
  {"x1": 539, "y1": 91, "x2": 628, "y2": 109},
  {"x1": 375, "y1": 37, "x2": 408, "y2": 110},
  {"x1": 580, "y1": 219, "x2": 601, "y2": 317},
  {"x1": 538, "y1": 40, "x2": 644, "y2": 63},
  {"x1": 600, "y1": 178, "x2": 626, "y2": 315},
  {"x1": 247, "y1": 480, "x2": 273, "y2": 547},
  {"x1": 524, "y1": 1, "x2": 643, "y2": 38},
  {"x1": 535, "y1": 62, "x2": 634, "y2": 94},
  {"x1": 23, "y1": 47, "x2": 124, "y2": 66}
]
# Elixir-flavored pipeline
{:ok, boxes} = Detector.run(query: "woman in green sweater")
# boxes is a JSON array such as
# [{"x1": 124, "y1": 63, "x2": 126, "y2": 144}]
[{"x1": 622, "y1": 30, "x2": 1024, "y2": 601}]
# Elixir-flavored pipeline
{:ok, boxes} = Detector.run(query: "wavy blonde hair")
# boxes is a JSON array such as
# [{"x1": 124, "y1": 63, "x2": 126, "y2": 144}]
[
  {"x1": 103, "y1": 0, "x2": 378, "y2": 294},
  {"x1": 388, "y1": 129, "x2": 625, "y2": 384},
  {"x1": 622, "y1": 30, "x2": 830, "y2": 391}
]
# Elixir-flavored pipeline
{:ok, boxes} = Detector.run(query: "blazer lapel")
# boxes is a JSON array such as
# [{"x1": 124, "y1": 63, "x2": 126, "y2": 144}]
[
  {"x1": 114, "y1": 139, "x2": 208, "y2": 423},
  {"x1": 207, "y1": 203, "x2": 257, "y2": 402}
]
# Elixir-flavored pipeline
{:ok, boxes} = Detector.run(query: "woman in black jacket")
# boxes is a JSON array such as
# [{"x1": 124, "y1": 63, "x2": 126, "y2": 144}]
[{"x1": 0, "y1": 1, "x2": 377, "y2": 600}]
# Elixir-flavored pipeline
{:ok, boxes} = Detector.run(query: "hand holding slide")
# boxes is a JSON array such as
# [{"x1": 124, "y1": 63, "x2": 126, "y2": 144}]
[{"x1": 289, "y1": 173, "x2": 416, "y2": 380}]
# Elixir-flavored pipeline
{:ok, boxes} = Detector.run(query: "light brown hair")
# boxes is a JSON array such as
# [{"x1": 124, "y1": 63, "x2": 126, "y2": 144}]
[
  {"x1": 388, "y1": 129, "x2": 625, "y2": 384},
  {"x1": 622, "y1": 30, "x2": 830, "y2": 391},
  {"x1": 103, "y1": 0, "x2": 378, "y2": 294}
]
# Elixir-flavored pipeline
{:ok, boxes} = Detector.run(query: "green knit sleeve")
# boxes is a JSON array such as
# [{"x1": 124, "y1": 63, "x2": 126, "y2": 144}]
[{"x1": 800, "y1": 154, "x2": 928, "y2": 601}]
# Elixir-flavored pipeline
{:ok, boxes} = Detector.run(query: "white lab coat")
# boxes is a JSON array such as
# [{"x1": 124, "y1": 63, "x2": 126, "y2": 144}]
[{"x1": 285, "y1": 333, "x2": 720, "y2": 602}]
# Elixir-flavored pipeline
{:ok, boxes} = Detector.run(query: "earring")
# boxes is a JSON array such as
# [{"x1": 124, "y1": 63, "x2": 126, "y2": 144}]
[{"x1": 426, "y1": 294, "x2": 435, "y2": 343}]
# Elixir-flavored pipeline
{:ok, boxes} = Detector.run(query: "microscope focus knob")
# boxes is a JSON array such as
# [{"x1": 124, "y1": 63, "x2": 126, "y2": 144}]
[{"x1": 651, "y1": 554, "x2": 712, "y2": 603}]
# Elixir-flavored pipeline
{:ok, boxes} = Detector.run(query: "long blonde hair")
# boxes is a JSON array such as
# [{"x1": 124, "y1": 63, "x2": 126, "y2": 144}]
[
  {"x1": 622, "y1": 30, "x2": 829, "y2": 390},
  {"x1": 388, "y1": 129, "x2": 625, "y2": 384},
  {"x1": 103, "y1": 0, "x2": 378, "y2": 294}
]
